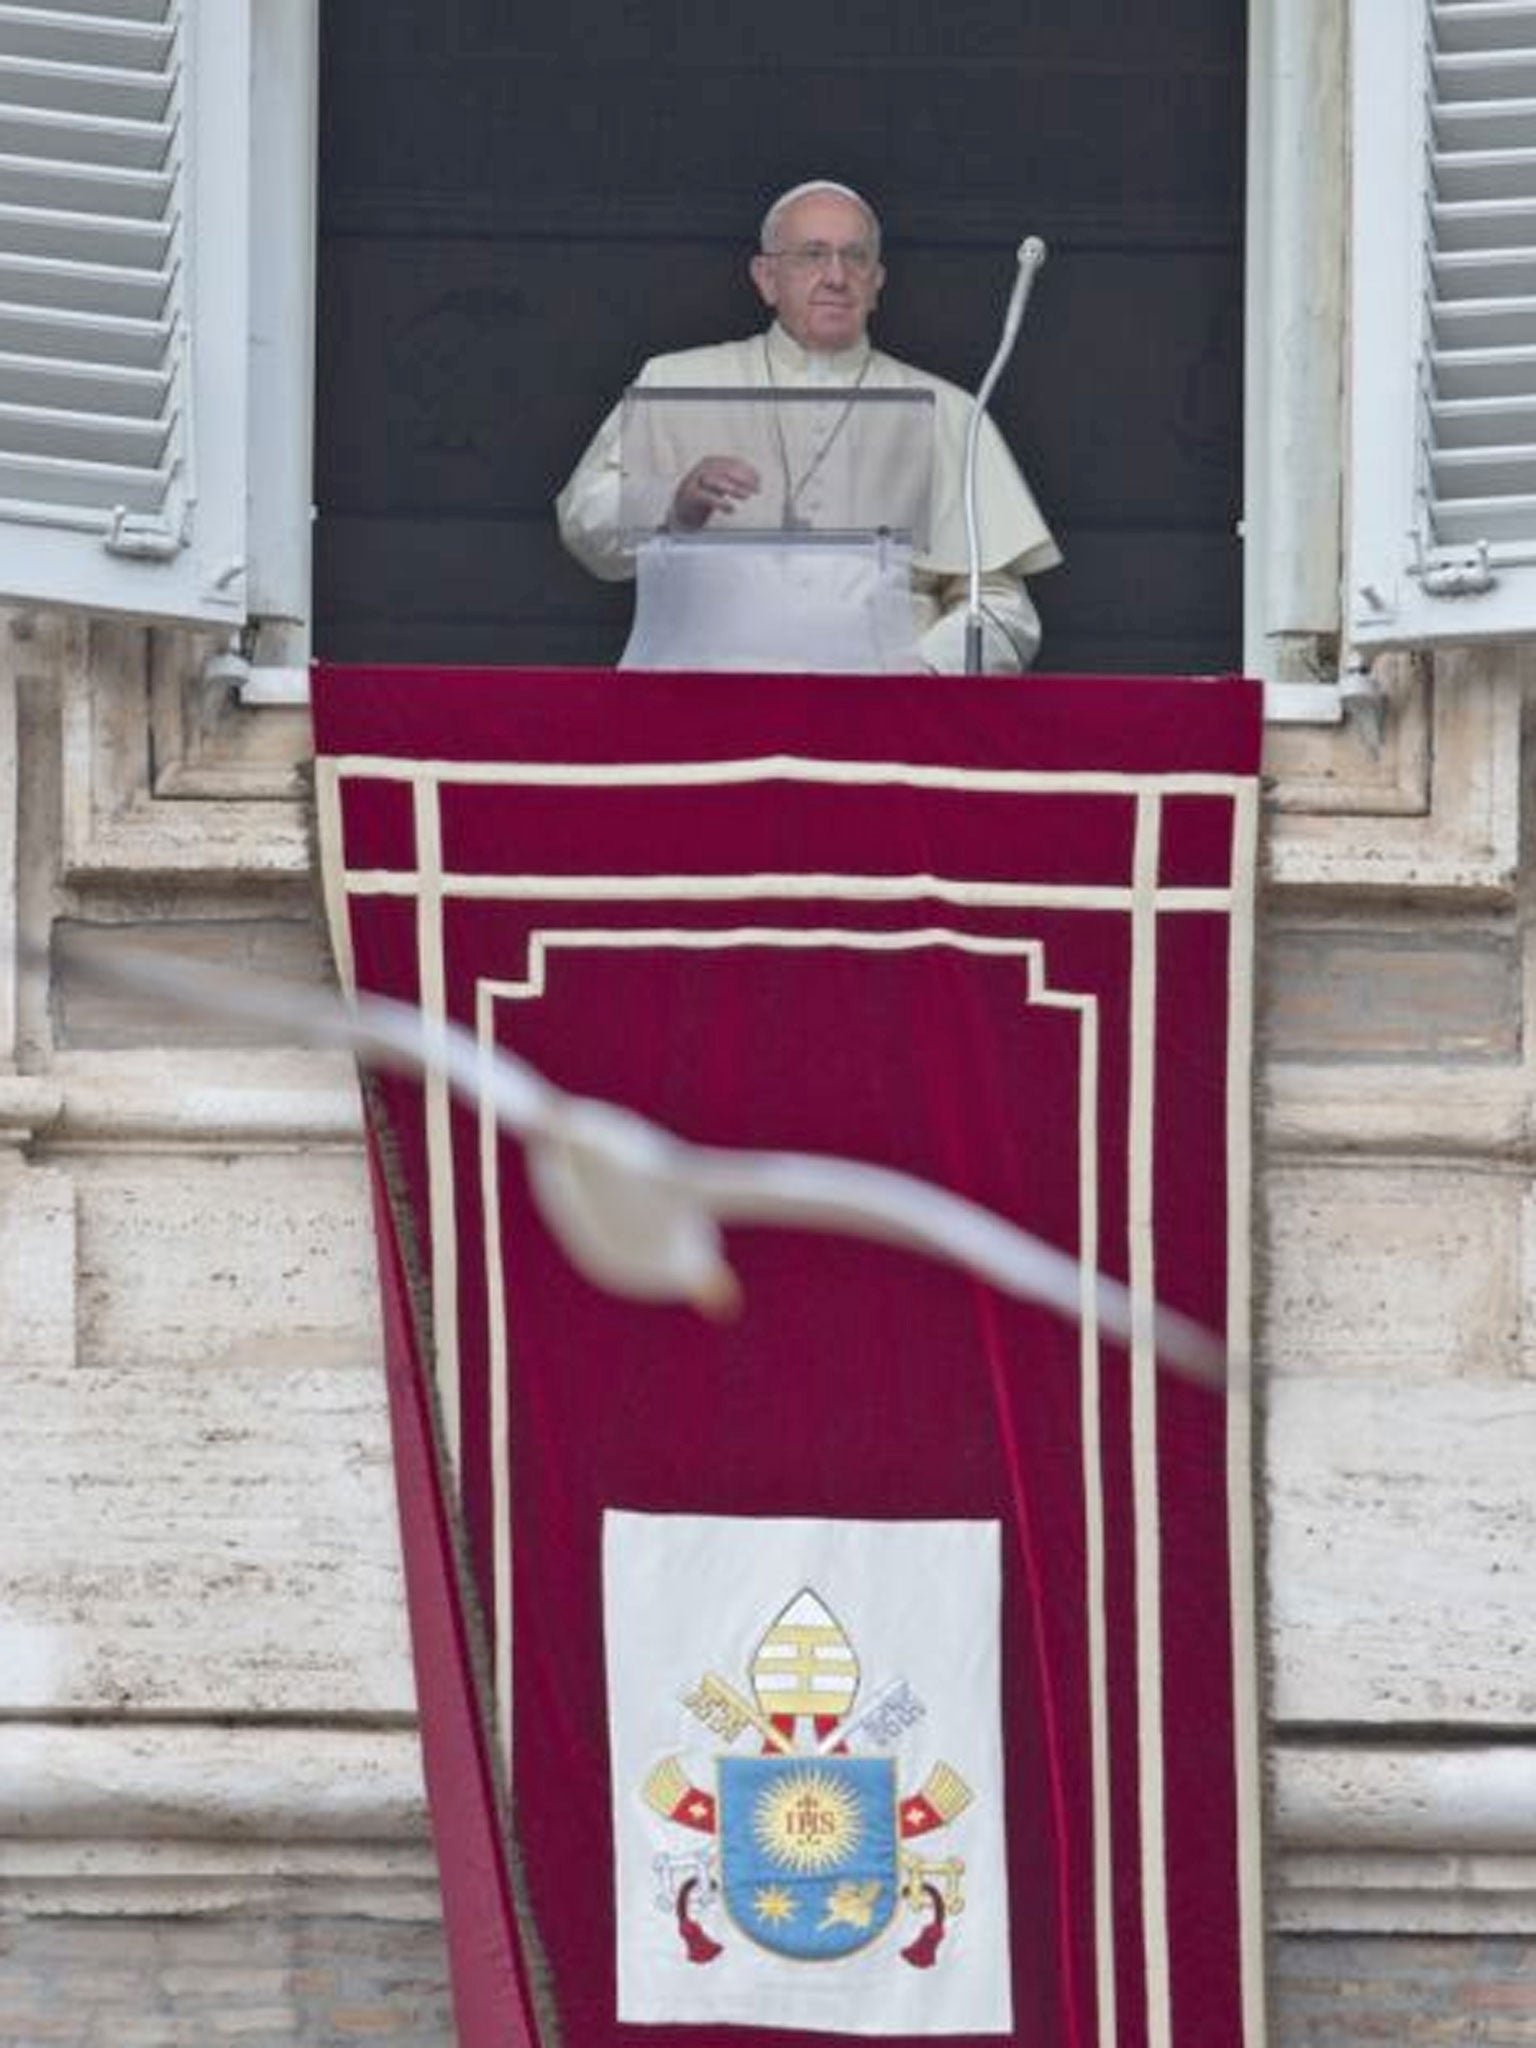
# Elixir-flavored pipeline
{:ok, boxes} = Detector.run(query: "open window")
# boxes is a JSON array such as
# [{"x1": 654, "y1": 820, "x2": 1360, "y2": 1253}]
[
  {"x1": 1349, "y1": 0, "x2": 1536, "y2": 651},
  {"x1": 18, "y1": 1, "x2": 1515, "y2": 719},
  {"x1": 1248, "y1": 0, "x2": 1536, "y2": 717},
  {"x1": 0, "y1": 0, "x2": 314, "y2": 677}
]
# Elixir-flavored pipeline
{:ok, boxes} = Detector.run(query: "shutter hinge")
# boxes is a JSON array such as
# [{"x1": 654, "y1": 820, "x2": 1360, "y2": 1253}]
[
  {"x1": 1411, "y1": 533, "x2": 1496, "y2": 597},
  {"x1": 103, "y1": 507, "x2": 185, "y2": 562}
]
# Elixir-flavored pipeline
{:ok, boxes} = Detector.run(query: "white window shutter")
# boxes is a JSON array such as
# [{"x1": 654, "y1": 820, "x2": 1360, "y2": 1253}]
[
  {"x1": 0, "y1": 0, "x2": 254, "y2": 623},
  {"x1": 1351, "y1": 0, "x2": 1536, "y2": 647}
]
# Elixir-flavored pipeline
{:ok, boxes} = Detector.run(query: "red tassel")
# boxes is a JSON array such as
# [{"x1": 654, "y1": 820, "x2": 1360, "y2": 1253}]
[
  {"x1": 677, "y1": 1876, "x2": 723, "y2": 1963},
  {"x1": 901, "y1": 1883, "x2": 947, "y2": 1969}
]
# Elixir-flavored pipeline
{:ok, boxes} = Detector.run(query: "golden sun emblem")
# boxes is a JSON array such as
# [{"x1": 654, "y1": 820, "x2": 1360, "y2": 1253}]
[
  {"x1": 753, "y1": 1885, "x2": 797, "y2": 1924},
  {"x1": 753, "y1": 1769, "x2": 862, "y2": 1874}
]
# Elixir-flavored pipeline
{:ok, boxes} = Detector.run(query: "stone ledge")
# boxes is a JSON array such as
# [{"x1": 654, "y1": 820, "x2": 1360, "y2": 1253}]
[
  {"x1": 1262, "y1": 1062, "x2": 1535, "y2": 1160},
  {"x1": 41, "y1": 1048, "x2": 365, "y2": 1148},
  {"x1": 32, "y1": 1048, "x2": 1536, "y2": 1163},
  {"x1": 1264, "y1": 653, "x2": 1523, "y2": 901},
  {"x1": 1271, "y1": 1744, "x2": 1536, "y2": 1934},
  {"x1": 0, "y1": 1075, "x2": 64, "y2": 1144},
  {"x1": 1273, "y1": 1854, "x2": 1536, "y2": 1936},
  {"x1": 0, "y1": 1724, "x2": 427, "y2": 1839},
  {"x1": 0, "y1": 1843, "x2": 443, "y2": 1923},
  {"x1": 0, "y1": 1724, "x2": 438, "y2": 1919},
  {"x1": 1275, "y1": 1743, "x2": 1536, "y2": 1851},
  {"x1": 6, "y1": 1727, "x2": 1536, "y2": 1934}
]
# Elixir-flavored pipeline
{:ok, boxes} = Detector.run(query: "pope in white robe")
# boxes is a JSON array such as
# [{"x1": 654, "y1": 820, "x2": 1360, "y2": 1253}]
[{"x1": 556, "y1": 180, "x2": 1060, "y2": 675}]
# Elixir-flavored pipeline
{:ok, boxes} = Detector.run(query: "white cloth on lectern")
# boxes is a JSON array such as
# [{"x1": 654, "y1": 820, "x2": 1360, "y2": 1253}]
[
  {"x1": 556, "y1": 323, "x2": 1059, "y2": 674},
  {"x1": 622, "y1": 534, "x2": 924, "y2": 674}
]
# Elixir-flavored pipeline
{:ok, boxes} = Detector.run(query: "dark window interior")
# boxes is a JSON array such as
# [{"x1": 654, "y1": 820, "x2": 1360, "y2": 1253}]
[{"x1": 314, "y1": 2, "x2": 1245, "y2": 673}]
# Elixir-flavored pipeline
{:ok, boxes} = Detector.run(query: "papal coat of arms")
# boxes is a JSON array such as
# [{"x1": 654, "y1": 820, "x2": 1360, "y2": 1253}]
[{"x1": 640, "y1": 1588, "x2": 973, "y2": 1969}]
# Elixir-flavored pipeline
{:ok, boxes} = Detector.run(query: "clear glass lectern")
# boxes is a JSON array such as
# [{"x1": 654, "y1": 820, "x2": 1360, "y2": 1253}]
[{"x1": 616, "y1": 386, "x2": 936, "y2": 673}]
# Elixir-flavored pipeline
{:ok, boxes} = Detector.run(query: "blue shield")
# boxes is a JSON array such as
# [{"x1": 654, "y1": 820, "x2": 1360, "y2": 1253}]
[{"x1": 718, "y1": 1755, "x2": 898, "y2": 1960}]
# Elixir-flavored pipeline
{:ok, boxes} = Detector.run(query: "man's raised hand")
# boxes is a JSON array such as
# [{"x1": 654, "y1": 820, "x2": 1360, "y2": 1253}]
[{"x1": 671, "y1": 455, "x2": 761, "y2": 529}]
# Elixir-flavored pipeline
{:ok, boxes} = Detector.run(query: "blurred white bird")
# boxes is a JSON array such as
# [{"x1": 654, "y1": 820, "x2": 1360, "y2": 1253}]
[{"x1": 52, "y1": 942, "x2": 1225, "y2": 1383}]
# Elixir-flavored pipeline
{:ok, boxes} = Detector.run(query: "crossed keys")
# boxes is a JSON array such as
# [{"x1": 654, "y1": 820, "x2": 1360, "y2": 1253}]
[
  {"x1": 681, "y1": 1672, "x2": 795, "y2": 1755},
  {"x1": 901, "y1": 1854, "x2": 967, "y2": 1916},
  {"x1": 651, "y1": 1847, "x2": 717, "y2": 1914},
  {"x1": 681, "y1": 1672, "x2": 928, "y2": 1757}
]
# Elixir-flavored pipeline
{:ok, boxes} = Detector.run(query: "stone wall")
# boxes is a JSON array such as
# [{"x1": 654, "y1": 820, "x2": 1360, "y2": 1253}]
[
  {"x1": 1, "y1": 615, "x2": 1531, "y2": 2040},
  {"x1": 1260, "y1": 654, "x2": 1536, "y2": 1986},
  {"x1": 1272, "y1": 1937, "x2": 1536, "y2": 2046},
  {"x1": 0, "y1": 1918, "x2": 452, "y2": 2047},
  {"x1": 1, "y1": 617, "x2": 438, "y2": 2043}
]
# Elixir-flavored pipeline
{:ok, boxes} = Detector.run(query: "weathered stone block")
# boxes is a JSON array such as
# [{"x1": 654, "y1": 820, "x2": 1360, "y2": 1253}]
[
  {"x1": 53, "y1": 919, "x2": 335, "y2": 1051},
  {"x1": 1, "y1": 1357, "x2": 413, "y2": 1715},
  {"x1": 1260, "y1": 923, "x2": 1521, "y2": 1063},
  {"x1": 1267, "y1": 1378, "x2": 1536, "y2": 1724},
  {"x1": 1261, "y1": 1163, "x2": 1524, "y2": 1379},
  {"x1": 0, "y1": 1155, "x2": 75, "y2": 1370},
  {"x1": 72, "y1": 1149, "x2": 378, "y2": 1369}
]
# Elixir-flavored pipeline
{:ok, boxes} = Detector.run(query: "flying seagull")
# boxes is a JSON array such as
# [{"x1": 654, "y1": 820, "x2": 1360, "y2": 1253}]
[{"x1": 60, "y1": 942, "x2": 1224, "y2": 1383}]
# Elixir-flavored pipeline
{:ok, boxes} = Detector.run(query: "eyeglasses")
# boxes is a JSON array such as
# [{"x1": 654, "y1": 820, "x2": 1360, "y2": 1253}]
[{"x1": 765, "y1": 241, "x2": 879, "y2": 276}]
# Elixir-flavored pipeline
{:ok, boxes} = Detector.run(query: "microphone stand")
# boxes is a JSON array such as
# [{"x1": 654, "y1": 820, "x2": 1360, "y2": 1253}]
[{"x1": 963, "y1": 237, "x2": 1047, "y2": 674}]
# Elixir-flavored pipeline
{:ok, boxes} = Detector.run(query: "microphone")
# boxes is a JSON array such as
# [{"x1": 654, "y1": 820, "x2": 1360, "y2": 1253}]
[{"x1": 963, "y1": 237, "x2": 1047, "y2": 674}]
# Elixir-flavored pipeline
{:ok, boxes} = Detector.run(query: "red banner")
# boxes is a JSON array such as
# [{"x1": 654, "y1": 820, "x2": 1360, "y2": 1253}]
[{"x1": 313, "y1": 666, "x2": 1265, "y2": 2048}]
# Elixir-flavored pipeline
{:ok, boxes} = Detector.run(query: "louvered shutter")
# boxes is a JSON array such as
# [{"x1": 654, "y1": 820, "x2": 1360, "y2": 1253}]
[
  {"x1": 0, "y1": 0, "x2": 251, "y2": 622},
  {"x1": 1351, "y1": 0, "x2": 1536, "y2": 646}
]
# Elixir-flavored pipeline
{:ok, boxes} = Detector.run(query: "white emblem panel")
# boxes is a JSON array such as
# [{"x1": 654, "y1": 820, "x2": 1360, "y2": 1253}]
[{"x1": 603, "y1": 1511, "x2": 1012, "y2": 2036}]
